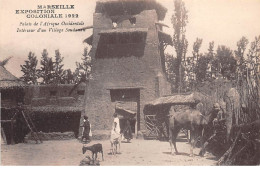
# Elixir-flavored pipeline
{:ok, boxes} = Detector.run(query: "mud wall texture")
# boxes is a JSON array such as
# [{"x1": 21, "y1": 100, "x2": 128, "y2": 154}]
[
  {"x1": 24, "y1": 83, "x2": 86, "y2": 107},
  {"x1": 84, "y1": 9, "x2": 171, "y2": 133}
]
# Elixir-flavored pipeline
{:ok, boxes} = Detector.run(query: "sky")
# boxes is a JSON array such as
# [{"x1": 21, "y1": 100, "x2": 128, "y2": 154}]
[{"x1": 0, "y1": 0, "x2": 260, "y2": 78}]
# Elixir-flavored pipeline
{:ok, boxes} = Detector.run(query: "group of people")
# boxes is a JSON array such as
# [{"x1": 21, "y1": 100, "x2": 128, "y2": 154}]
[{"x1": 81, "y1": 113, "x2": 133, "y2": 144}]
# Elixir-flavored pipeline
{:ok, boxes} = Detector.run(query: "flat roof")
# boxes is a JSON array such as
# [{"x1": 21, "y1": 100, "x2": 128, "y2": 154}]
[{"x1": 106, "y1": 86, "x2": 144, "y2": 90}]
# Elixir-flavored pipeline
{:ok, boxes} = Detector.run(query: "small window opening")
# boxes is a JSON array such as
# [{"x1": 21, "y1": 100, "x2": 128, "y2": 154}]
[
  {"x1": 129, "y1": 17, "x2": 136, "y2": 26},
  {"x1": 112, "y1": 22, "x2": 118, "y2": 28},
  {"x1": 50, "y1": 91, "x2": 57, "y2": 97},
  {"x1": 77, "y1": 90, "x2": 85, "y2": 95}
]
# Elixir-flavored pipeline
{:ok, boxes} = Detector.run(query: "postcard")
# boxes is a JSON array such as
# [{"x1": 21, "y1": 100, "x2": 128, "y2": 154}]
[{"x1": 1, "y1": 0, "x2": 260, "y2": 166}]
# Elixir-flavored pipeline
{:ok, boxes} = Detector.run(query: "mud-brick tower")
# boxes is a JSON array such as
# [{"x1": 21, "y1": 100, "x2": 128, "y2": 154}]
[{"x1": 84, "y1": 0, "x2": 172, "y2": 134}]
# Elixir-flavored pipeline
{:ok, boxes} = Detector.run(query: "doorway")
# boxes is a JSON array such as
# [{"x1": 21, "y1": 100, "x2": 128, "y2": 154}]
[{"x1": 109, "y1": 88, "x2": 140, "y2": 134}]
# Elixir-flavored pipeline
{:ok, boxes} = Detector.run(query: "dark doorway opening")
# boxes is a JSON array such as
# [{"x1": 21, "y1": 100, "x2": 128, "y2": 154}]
[{"x1": 109, "y1": 88, "x2": 140, "y2": 133}]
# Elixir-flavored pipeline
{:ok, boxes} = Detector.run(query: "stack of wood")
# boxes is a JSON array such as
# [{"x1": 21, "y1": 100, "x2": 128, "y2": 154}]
[
  {"x1": 217, "y1": 120, "x2": 260, "y2": 165},
  {"x1": 200, "y1": 85, "x2": 260, "y2": 165},
  {"x1": 216, "y1": 82, "x2": 260, "y2": 165},
  {"x1": 217, "y1": 65, "x2": 260, "y2": 165}
]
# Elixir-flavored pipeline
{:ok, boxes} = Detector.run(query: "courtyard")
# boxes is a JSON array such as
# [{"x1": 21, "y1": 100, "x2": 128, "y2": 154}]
[{"x1": 1, "y1": 137, "x2": 217, "y2": 166}]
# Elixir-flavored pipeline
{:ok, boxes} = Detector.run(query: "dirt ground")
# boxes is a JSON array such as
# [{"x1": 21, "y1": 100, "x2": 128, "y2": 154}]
[{"x1": 1, "y1": 136, "x2": 218, "y2": 166}]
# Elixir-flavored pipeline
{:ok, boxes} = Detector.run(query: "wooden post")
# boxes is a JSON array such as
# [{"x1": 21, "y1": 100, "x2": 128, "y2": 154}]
[
  {"x1": 1, "y1": 127, "x2": 7, "y2": 144},
  {"x1": 188, "y1": 130, "x2": 191, "y2": 142},
  {"x1": 10, "y1": 118, "x2": 15, "y2": 145},
  {"x1": 135, "y1": 119, "x2": 137, "y2": 137},
  {"x1": 137, "y1": 90, "x2": 140, "y2": 132}
]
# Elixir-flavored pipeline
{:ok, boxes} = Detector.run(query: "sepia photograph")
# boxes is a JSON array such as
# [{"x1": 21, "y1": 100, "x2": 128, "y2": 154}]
[{"x1": 0, "y1": 0, "x2": 260, "y2": 166}]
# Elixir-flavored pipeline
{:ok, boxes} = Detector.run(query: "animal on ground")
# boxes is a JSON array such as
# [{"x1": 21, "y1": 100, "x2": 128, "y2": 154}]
[
  {"x1": 110, "y1": 130, "x2": 121, "y2": 155},
  {"x1": 168, "y1": 106, "x2": 208, "y2": 157},
  {"x1": 82, "y1": 143, "x2": 104, "y2": 161}
]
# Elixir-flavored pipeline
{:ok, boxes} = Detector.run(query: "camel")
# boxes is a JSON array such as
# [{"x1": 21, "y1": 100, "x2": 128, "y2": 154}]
[{"x1": 168, "y1": 106, "x2": 208, "y2": 157}]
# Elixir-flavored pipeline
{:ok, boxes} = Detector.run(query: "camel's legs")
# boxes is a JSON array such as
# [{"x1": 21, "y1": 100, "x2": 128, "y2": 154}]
[
  {"x1": 118, "y1": 142, "x2": 121, "y2": 153},
  {"x1": 189, "y1": 129, "x2": 200, "y2": 157},
  {"x1": 173, "y1": 129, "x2": 180, "y2": 154},
  {"x1": 190, "y1": 129, "x2": 196, "y2": 157},
  {"x1": 169, "y1": 128, "x2": 180, "y2": 155},
  {"x1": 169, "y1": 129, "x2": 174, "y2": 154}
]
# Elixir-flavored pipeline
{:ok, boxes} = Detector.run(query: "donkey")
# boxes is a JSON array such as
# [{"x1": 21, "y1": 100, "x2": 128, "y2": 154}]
[{"x1": 168, "y1": 106, "x2": 208, "y2": 157}]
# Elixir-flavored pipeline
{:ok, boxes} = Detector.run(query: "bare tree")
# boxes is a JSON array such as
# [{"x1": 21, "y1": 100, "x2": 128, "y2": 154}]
[
  {"x1": 195, "y1": 41, "x2": 215, "y2": 82},
  {"x1": 165, "y1": 53, "x2": 177, "y2": 93},
  {"x1": 186, "y1": 38, "x2": 203, "y2": 89},
  {"x1": 235, "y1": 36, "x2": 249, "y2": 66},
  {"x1": 214, "y1": 45, "x2": 237, "y2": 80},
  {"x1": 171, "y1": 0, "x2": 188, "y2": 93},
  {"x1": 247, "y1": 36, "x2": 260, "y2": 77},
  {"x1": 192, "y1": 38, "x2": 203, "y2": 62},
  {"x1": 74, "y1": 47, "x2": 92, "y2": 84},
  {"x1": 39, "y1": 49, "x2": 54, "y2": 84},
  {"x1": 53, "y1": 49, "x2": 65, "y2": 84},
  {"x1": 69, "y1": 47, "x2": 92, "y2": 95}
]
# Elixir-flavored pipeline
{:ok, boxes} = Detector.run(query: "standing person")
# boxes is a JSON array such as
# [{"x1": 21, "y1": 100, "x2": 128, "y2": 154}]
[
  {"x1": 112, "y1": 113, "x2": 120, "y2": 135},
  {"x1": 211, "y1": 103, "x2": 225, "y2": 125},
  {"x1": 199, "y1": 103, "x2": 226, "y2": 156},
  {"x1": 123, "y1": 119, "x2": 132, "y2": 142},
  {"x1": 82, "y1": 115, "x2": 91, "y2": 143},
  {"x1": 110, "y1": 113, "x2": 122, "y2": 154},
  {"x1": 111, "y1": 113, "x2": 121, "y2": 142}
]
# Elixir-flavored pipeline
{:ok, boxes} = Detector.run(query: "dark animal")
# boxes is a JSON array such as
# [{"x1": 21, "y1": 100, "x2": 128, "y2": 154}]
[
  {"x1": 168, "y1": 106, "x2": 208, "y2": 157},
  {"x1": 82, "y1": 143, "x2": 104, "y2": 161}
]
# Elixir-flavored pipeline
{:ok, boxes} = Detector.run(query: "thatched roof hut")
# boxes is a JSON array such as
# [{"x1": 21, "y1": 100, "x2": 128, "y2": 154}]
[
  {"x1": 0, "y1": 66, "x2": 26, "y2": 90},
  {"x1": 25, "y1": 106, "x2": 83, "y2": 113},
  {"x1": 1, "y1": 66, "x2": 27, "y2": 144},
  {"x1": 143, "y1": 92, "x2": 208, "y2": 115},
  {"x1": 0, "y1": 66, "x2": 26, "y2": 108}
]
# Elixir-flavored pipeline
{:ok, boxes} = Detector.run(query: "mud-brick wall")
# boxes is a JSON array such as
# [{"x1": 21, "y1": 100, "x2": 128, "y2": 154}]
[
  {"x1": 84, "y1": 10, "x2": 171, "y2": 132},
  {"x1": 24, "y1": 84, "x2": 86, "y2": 107}
]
